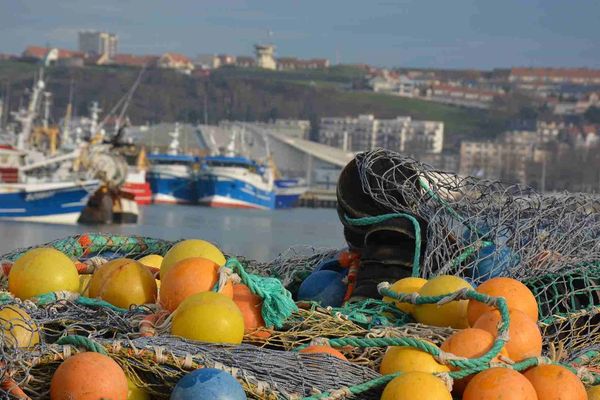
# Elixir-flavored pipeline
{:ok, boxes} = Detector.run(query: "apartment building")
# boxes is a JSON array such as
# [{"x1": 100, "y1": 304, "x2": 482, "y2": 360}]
[{"x1": 319, "y1": 114, "x2": 444, "y2": 153}]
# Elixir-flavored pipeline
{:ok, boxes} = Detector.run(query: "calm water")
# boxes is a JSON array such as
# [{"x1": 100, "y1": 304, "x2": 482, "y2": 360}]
[{"x1": 0, "y1": 205, "x2": 345, "y2": 261}]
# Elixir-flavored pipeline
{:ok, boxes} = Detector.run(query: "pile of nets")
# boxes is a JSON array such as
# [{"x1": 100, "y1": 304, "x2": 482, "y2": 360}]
[{"x1": 1, "y1": 149, "x2": 600, "y2": 399}]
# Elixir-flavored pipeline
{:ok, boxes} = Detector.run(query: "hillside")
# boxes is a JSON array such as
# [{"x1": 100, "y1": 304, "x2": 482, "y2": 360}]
[{"x1": 0, "y1": 61, "x2": 508, "y2": 148}]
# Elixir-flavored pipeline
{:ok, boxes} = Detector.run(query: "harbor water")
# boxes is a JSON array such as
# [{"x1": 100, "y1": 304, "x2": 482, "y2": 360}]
[{"x1": 0, "y1": 205, "x2": 345, "y2": 261}]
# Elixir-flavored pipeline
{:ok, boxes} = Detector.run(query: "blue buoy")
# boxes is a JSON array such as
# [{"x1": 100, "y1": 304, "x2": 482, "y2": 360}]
[
  {"x1": 297, "y1": 270, "x2": 347, "y2": 307},
  {"x1": 468, "y1": 244, "x2": 520, "y2": 282},
  {"x1": 170, "y1": 368, "x2": 247, "y2": 400},
  {"x1": 314, "y1": 257, "x2": 348, "y2": 275}
]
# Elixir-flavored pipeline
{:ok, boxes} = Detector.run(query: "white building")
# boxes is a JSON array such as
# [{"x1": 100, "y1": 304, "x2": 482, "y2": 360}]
[
  {"x1": 319, "y1": 114, "x2": 444, "y2": 153},
  {"x1": 78, "y1": 31, "x2": 118, "y2": 58},
  {"x1": 254, "y1": 44, "x2": 276, "y2": 70},
  {"x1": 368, "y1": 73, "x2": 417, "y2": 97}
]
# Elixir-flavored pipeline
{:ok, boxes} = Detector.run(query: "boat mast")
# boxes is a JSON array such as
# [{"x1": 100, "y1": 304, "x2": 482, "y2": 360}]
[
  {"x1": 63, "y1": 79, "x2": 74, "y2": 146},
  {"x1": 16, "y1": 69, "x2": 45, "y2": 150},
  {"x1": 167, "y1": 123, "x2": 181, "y2": 155}
]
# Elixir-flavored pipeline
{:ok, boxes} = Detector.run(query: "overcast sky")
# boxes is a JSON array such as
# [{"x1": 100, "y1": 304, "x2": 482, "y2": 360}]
[{"x1": 1, "y1": 0, "x2": 598, "y2": 69}]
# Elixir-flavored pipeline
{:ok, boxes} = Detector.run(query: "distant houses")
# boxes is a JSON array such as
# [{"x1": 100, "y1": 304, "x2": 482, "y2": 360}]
[{"x1": 17, "y1": 43, "x2": 331, "y2": 75}]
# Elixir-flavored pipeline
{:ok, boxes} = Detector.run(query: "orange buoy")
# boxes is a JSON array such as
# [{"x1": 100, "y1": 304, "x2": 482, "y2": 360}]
[
  {"x1": 89, "y1": 258, "x2": 157, "y2": 309},
  {"x1": 467, "y1": 277, "x2": 538, "y2": 326},
  {"x1": 160, "y1": 257, "x2": 233, "y2": 312},
  {"x1": 463, "y1": 367, "x2": 537, "y2": 400},
  {"x1": 440, "y1": 328, "x2": 508, "y2": 394},
  {"x1": 50, "y1": 352, "x2": 128, "y2": 400},
  {"x1": 473, "y1": 309, "x2": 542, "y2": 362},
  {"x1": 299, "y1": 345, "x2": 347, "y2": 361},
  {"x1": 232, "y1": 283, "x2": 270, "y2": 339},
  {"x1": 523, "y1": 365, "x2": 586, "y2": 400}
]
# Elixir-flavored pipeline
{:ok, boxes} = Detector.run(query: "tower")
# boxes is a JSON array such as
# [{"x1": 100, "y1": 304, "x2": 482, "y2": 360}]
[{"x1": 254, "y1": 44, "x2": 276, "y2": 70}]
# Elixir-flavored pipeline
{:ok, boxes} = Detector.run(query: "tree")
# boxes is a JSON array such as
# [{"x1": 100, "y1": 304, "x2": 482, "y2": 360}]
[{"x1": 584, "y1": 106, "x2": 600, "y2": 124}]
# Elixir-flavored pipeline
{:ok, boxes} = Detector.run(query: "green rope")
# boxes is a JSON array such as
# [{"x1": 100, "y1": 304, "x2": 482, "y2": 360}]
[
  {"x1": 300, "y1": 355, "x2": 596, "y2": 400},
  {"x1": 56, "y1": 335, "x2": 108, "y2": 355},
  {"x1": 224, "y1": 258, "x2": 297, "y2": 329},
  {"x1": 342, "y1": 213, "x2": 422, "y2": 277},
  {"x1": 331, "y1": 298, "x2": 412, "y2": 328},
  {"x1": 296, "y1": 288, "x2": 510, "y2": 372},
  {"x1": 31, "y1": 292, "x2": 130, "y2": 313}
]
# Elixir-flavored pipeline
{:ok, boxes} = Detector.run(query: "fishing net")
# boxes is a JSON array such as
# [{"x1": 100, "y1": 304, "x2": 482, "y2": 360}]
[
  {"x1": 336, "y1": 148, "x2": 600, "y2": 364},
  {"x1": 2, "y1": 148, "x2": 600, "y2": 398}
]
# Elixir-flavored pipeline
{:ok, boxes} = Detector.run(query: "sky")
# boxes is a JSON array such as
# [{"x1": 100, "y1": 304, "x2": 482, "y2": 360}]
[{"x1": 0, "y1": 0, "x2": 598, "y2": 69}]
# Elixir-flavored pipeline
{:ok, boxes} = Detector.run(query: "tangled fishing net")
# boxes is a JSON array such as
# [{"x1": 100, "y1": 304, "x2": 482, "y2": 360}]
[{"x1": 1, "y1": 148, "x2": 600, "y2": 399}]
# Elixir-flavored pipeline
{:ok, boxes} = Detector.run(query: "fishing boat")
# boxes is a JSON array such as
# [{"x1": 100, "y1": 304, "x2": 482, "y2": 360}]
[
  {"x1": 0, "y1": 145, "x2": 97, "y2": 223},
  {"x1": 197, "y1": 128, "x2": 276, "y2": 209},
  {"x1": 274, "y1": 178, "x2": 307, "y2": 209},
  {"x1": 146, "y1": 124, "x2": 199, "y2": 204},
  {"x1": 0, "y1": 72, "x2": 99, "y2": 224}
]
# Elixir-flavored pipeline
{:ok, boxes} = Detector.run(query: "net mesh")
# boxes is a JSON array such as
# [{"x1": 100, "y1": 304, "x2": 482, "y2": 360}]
[
  {"x1": 2, "y1": 149, "x2": 600, "y2": 398},
  {"x1": 344, "y1": 149, "x2": 600, "y2": 362}
]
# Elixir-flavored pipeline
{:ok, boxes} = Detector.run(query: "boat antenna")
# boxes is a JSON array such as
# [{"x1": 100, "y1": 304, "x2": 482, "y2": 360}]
[
  {"x1": 96, "y1": 65, "x2": 146, "y2": 137},
  {"x1": 203, "y1": 85, "x2": 208, "y2": 125}
]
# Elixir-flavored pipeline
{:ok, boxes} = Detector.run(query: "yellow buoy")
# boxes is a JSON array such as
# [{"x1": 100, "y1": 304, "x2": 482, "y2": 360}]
[
  {"x1": 413, "y1": 275, "x2": 473, "y2": 328},
  {"x1": 383, "y1": 277, "x2": 428, "y2": 314},
  {"x1": 171, "y1": 291, "x2": 244, "y2": 344},
  {"x1": 380, "y1": 345, "x2": 449, "y2": 375},
  {"x1": 79, "y1": 274, "x2": 92, "y2": 296},
  {"x1": 8, "y1": 248, "x2": 79, "y2": 300},
  {"x1": 127, "y1": 378, "x2": 150, "y2": 400},
  {"x1": 138, "y1": 254, "x2": 163, "y2": 269},
  {"x1": 381, "y1": 371, "x2": 452, "y2": 400},
  {"x1": 89, "y1": 258, "x2": 157, "y2": 309},
  {"x1": 0, "y1": 305, "x2": 40, "y2": 348},
  {"x1": 160, "y1": 239, "x2": 226, "y2": 279},
  {"x1": 588, "y1": 385, "x2": 600, "y2": 399}
]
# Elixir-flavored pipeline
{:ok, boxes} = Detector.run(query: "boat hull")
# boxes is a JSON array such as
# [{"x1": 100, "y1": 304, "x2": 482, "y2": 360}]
[
  {"x1": 197, "y1": 175, "x2": 275, "y2": 210},
  {"x1": 147, "y1": 173, "x2": 197, "y2": 204},
  {"x1": 0, "y1": 181, "x2": 98, "y2": 224},
  {"x1": 274, "y1": 179, "x2": 307, "y2": 209}
]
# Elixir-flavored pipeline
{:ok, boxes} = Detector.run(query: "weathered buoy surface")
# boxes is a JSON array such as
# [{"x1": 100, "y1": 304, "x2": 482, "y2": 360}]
[
  {"x1": 171, "y1": 292, "x2": 244, "y2": 344},
  {"x1": 89, "y1": 258, "x2": 157, "y2": 309},
  {"x1": 8, "y1": 248, "x2": 79, "y2": 300},
  {"x1": 50, "y1": 352, "x2": 128, "y2": 400},
  {"x1": 297, "y1": 270, "x2": 346, "y2": 307},
  {"x1": 160, "y1": 257, "x2": 232, "y2": 312},
  {"x1": 381, "y1": 371, "x2": 452, "y2": 400},
  {"x1": 0, "y1": 305, "x2": 40, "y2": 348},
  {"x1": 160, "y1": 239, "x2": 226, "y2": 279},
  {"x1": 413, "y1": 275, "x2": 473, "y2": 328},
  {"x1": 170, "y1": 368, "x2": 247, "y2": 400}
]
